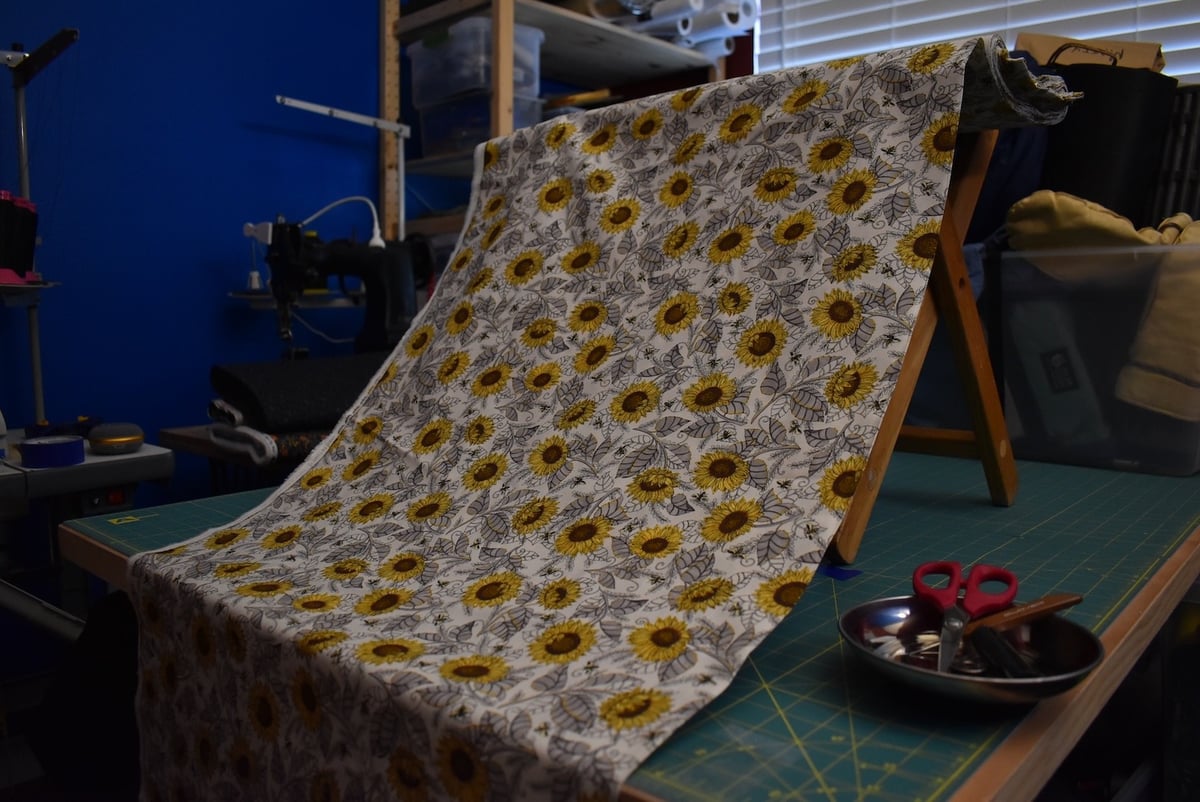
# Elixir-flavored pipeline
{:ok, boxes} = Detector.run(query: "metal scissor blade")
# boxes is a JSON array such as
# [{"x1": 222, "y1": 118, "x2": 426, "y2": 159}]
[{"x1": 937, "y1": 610, "x2": 968, "y2": 673}]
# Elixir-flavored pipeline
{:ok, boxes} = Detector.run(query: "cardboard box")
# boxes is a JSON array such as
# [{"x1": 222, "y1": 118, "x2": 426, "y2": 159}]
[{"x1": 1014, "y1": 32, "x2": 1166, "y2": 72}]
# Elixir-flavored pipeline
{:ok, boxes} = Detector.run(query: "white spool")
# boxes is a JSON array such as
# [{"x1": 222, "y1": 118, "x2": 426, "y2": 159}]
[{"x1": 688, "y1": 0, "x2": 757, "y2": 43}]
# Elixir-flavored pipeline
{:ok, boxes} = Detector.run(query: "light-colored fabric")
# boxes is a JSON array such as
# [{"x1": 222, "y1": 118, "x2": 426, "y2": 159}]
[{"x1": 129, "y1": 37, "x2": 1074, "y2": 802}]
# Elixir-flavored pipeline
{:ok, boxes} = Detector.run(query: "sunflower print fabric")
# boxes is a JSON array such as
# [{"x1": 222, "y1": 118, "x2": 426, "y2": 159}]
[{"x1": 130, "y1": 36, "x2": 1074, "y2": 802}]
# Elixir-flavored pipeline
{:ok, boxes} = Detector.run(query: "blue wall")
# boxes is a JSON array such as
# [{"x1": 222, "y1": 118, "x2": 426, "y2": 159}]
[{"x1": 1, "y1": 1, "x2": 398, "y2": 500}]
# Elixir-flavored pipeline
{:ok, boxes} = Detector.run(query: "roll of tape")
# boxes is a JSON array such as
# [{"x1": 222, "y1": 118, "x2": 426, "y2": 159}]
[{"x1": 20, "y1": 435, "x2": 86, "y2": 468}]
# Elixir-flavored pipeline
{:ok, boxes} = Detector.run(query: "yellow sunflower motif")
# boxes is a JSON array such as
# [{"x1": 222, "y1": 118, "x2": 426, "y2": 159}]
[
  {"x1": 357, "y1": 638, "x2": 425, "y2": 665},
  {"x1": 303, "y1": 501, "x2": 342, "y2": 523},
  {"x1": 737, "y1": 319, "x2": 787, "y2": 368},
  {"x1": 529, "y1": 435, "x2": 569, "y2": 476},
  {"x1": 828, "y1": 169, "x2": 878, "y2": 215},
  {"x1": 194, "y1": 728, "x2": 219, "y2": 773},
  {"x1": 568, "y1": 300, "x2": 607, "y2": 332},
  {"x1": 482, "y1": 142, "x2": 500, "y2": 170},
  {"x1": 261, "y1": 525, "x2": 301, "y2": 549},
  {"x1": 819, "y1": 454, "x2": 868, "y2": 511},
  {"x1": 555, "y1": 516, "x2": 612, "y2": 556},
  {"x1": 629, "y1": 525, "x2": 683, "y2": 559},
  {"x1": 700, "y1": 498, "x2": 762, "y2": 542},
  {"x1": 658, "y1": 171, "x2": 694, "y2": 208},
  {"x1": 831, "y1": 243, "x2": 878, "y2": 282},
  {"x1": 463, "y1": 571, "x2": 523, "y2": 608},
  {"x1": 387, "y1": 747, "x2": 429, "y2": 802},
  {"x1": 296, "y1": 629, "x2": 347, "y2": 655},
  {"x1": 205, "y1": 527, "x2": 249, "y2": 550},
  {"x1": 538, "y1": 578, "x2": 581, "y2": 609},
  {"x1": 524, "y1": 362, "x2": 561, "y2": 393},
  {"x1": 465, "y1": 267, "x2": 493, "y2": 294},
  {"x1": 630, "y1": 617, "x2": 691, "y2": 663},
  {"x1": 807, "y1": 135, "x2": 854, "y2": 173},
  {"x1": 610, "y1": 381, "x2": 662, "y2": 423},
  {"x1": 556, "y1": 399, "x2": 596, "y2": 430},
  {"x1": 465, "y1": 415, "x2": 494, "y2": 444},
  {"x1": 214, "y1": 561, "x2": 259, "y2": 579},
  {"x1": 631, "y1": 108, "x2": 664, "y2": 140},
  {"x1": 662, "y1": 220, "x2": 699, "y2": 259},
  {"x1": 248, "y1": 684, "x2": 280, "y2": 741},
  {"x1": 445, "y1": 301, "x2": 474, "y2": 335},
  {"x1": 349, "y1": 494, "x2": 394, "y2": 524},
  {"x1": 310, "y1": 772, "x2": 339, "y2": 802},
  {"x1": 585, "y1": 169, "x2": 615, "y2": 193},
  {"x1": 717, "y1": 282, "x2": 751, "y2": 315},
  {"x1": 573, "y1": 334, "x2": 615, "y2": 374},
  {"x1": 922, "y1": 113, "x2": 959, "y2": 167},
  {"x1": 694, "y1": 450, "x2": 749, "y2": 492},
  {"x1": 440, "y1": 655, "x2": 510, "y2": 684},
  {"x1": 682, "y1": 372, "x2": 736, "y2": 413},
  {"x1": 773, "y1": 210, "x2": 817, "y2": 247},
  {"x1": 299, "y1": 466, "x2": 332, "y2": 491},
  {"x1": 227, "y1": 737, "x2": 257, "y2": 784},
  {"x1": 561, "y1": 241, "x2": 601, "y2": 274},
  {"x1": 521, "y1": 317, "x2": 557, "y2": 348},
  {"x1": 293, "y1": 594, "x2": 340, "y2": 614},
  {"x1": 897, "y1": 219, "x2": 942, "y2": 271},
  {"x1": 828, "y1": 55, "x2": 865, "y2": 68},
  {"x1": 505, "y1": 250, "x2": 544, "y2": 286},
  {"x1": 471, "y1": 363, "x2": 511, "y2": 397},
  {"x1": 407, "y1": 492, "x2": 452, "y2": 523},
  {"x1": 463, "y1": 453, "x2": 507, "y2": 490},
  {"x1": 413, "y1": 419, "x2": 452, "y2": 454},
  {"x1": 512, "y1": 496, "x2": 559, "y2": 534},
  {"x1": 482, "y1": 195, "x2": 505, "y2": 219},
  {"x1": 192, "y1": 616, "x2": 216, "y2": 663},
  {"x1": 755, "y1": 567, "x2": 816, "y2": 616},
  {"x1": 545, "y1": 121, "x2": 575, "y2": 149},
  {"x1": 673, "y1": 132, "x2": 706, "y2": 165},
  {"x1": 582, "y1": 123, "x2": 618, "y2": 154},
  {"x1": 353, "y1": 416, "x2": 383, "y2": 444},
  {"x1": 755, "y1": 167, "x2": 798, "y2": 203},
  {"x1": 625, "y1": 466, "x2": 677, "y2": 504},
  {"x1": 671, "y1": 86, "x2": 704, "y2": 112},
  {"x1": 342, "y1": 450, "x2": 381, "y2": 481},
  {"x1": 437, "y1": 735, "x2": 490, "y2": 802},
  {"x1": 537, "y1": 178, "x2": 573, "y2": 213},
  {"x1": 908, "y1": 42, "x2": 954, "y2": 74},
  {"x1": 227, "y1": 618, "x2": 247, "y2": 661},
  {"x1": 291, "y1": 669, "x2": 321, "y2": 730},
  {"x1": 599, "y1": 198, "x2": 640, "y2": 234},
  {"x1": 354, "y1": 587, "x2": 415, "y2": 616},
  {"x1": 719, "y1": 103, "x2": 762, "y2": 143},
  {"x1": 529, "y1": 620, "x2": 596, "y2": 664},
  {"x1": 709, "y1": 223, "x2": 754, "y2": 264},
  {"x1": 601, "y1": 688, "x2": 671, "y2": 731},
  {"x1": 437, "y1": 352, "x2": 470, "y2": 385},
  {"x1": 675, "y1": 577, "x2": 735, "y2": 611},
  {"x1": 404, "y1": 325, "x2": 435, "y2": 358},
  {"x1": 324, "y1": 558, "x2": 367, "y2": 581},
  {"x1": 235, "y1": 579, "x2": 293, "y2": 598},
  {"x1": 482, "y1": 218, "x2": 506, "y2": 250},
  {"x1": 379, "y1": 552, "x2": 426, "y2": 582},
  {"x1": 825, "y1": 362, "x2": 879, "y2": 409},
  {"x1": 811, "y1": 289, "x2": 863, "y2": 339},
  {"x1": 448, "y1": 248, "x2": 474, "y2": 274},
  {"x1": 783, "y1": 79, "x2": 828, "y2": 114},
  {"x1": 654, "y1": 292, "x2": 699, "y2": 336},
  {"x1": 376, "y1": 362, "x2": 399, "y2": 386}
]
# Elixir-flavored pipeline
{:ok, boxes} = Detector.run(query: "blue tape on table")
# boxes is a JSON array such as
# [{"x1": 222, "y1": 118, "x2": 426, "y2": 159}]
[{"x1": 20, "y1": 435, "x2": 86, "y2": 468}]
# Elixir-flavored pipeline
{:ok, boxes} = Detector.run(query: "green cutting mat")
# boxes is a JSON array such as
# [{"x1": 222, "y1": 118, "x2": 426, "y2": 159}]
[
  {"x1": 628, "y1": 453, "x2": 1200, "y2": 801},
  {"x1": 62, "y1": 453, "x2": 1200, "y2": 801}
]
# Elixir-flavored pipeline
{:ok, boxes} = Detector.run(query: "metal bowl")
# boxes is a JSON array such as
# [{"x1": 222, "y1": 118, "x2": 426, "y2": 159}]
[{"x1": 838, "y1": 595, "x2": 1105, "y2": 705}]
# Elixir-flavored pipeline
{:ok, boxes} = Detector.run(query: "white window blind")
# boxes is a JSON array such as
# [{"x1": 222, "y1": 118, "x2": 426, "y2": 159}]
[{"x1": 756, "y1": 0, "x2": 1200, "y2": 85}]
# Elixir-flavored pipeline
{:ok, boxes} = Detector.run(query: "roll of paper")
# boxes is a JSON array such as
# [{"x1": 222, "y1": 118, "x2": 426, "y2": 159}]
[
  {"x1": 628, "y1": 0, "x2": 702, "y2": 29},
  {"x1": 695, "y1": 36, "x2": 735, "y2": 60},
  {"x1": 632, "y1": 14, "x2": 692, "y2": 37},
  {"x1": 688, "y1": 0, "x2": 757, "y2": 43}
]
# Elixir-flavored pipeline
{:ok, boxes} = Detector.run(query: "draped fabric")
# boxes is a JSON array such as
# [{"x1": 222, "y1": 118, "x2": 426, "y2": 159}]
[{"x1": 129, "y1": 36, "x2": 1072, "y2": 802}]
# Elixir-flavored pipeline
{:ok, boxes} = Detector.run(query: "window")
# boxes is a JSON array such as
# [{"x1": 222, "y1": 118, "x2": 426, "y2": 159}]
[{"x1": 756, "y1": 0, "x2": 1200, "y2": 85}]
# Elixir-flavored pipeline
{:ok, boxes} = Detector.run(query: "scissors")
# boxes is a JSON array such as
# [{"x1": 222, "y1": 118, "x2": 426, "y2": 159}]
[{"x1": 912, "y1": 561, "x2": 1018, "y2": 673}]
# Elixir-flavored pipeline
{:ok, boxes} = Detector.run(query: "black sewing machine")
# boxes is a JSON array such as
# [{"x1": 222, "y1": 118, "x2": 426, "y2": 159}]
[{"x1": 260, "y1": 219, "x2": 433, "y2": 357}]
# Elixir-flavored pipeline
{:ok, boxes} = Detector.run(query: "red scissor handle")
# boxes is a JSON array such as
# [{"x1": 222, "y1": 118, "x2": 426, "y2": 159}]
[{"x1": 912, "y1": 561, "x2": 1019, "y2": 617}]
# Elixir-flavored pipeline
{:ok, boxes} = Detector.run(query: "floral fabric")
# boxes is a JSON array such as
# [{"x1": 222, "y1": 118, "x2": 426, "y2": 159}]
[{"x1": 130, "y1": 37, "x2": 1073, "y2": 802}]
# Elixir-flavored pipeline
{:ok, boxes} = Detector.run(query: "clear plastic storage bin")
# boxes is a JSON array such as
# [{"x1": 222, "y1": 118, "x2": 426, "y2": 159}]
[
  {"x1": 407, "y1": 17, "x2": 544, "y2": 109},
  {"x1": 419, "y1": 92, "x2": 544, "y2": 157}
]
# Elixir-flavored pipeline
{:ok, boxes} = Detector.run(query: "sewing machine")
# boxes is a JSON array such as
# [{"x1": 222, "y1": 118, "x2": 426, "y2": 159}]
[{"x1": 247, "y1": 216, "x2": 433, "y2": 357}]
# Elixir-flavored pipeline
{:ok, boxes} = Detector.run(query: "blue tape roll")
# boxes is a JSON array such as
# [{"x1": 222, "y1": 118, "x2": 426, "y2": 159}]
[{"x1": 20, "y1": 435, "x2": 86, "y2": 468}]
